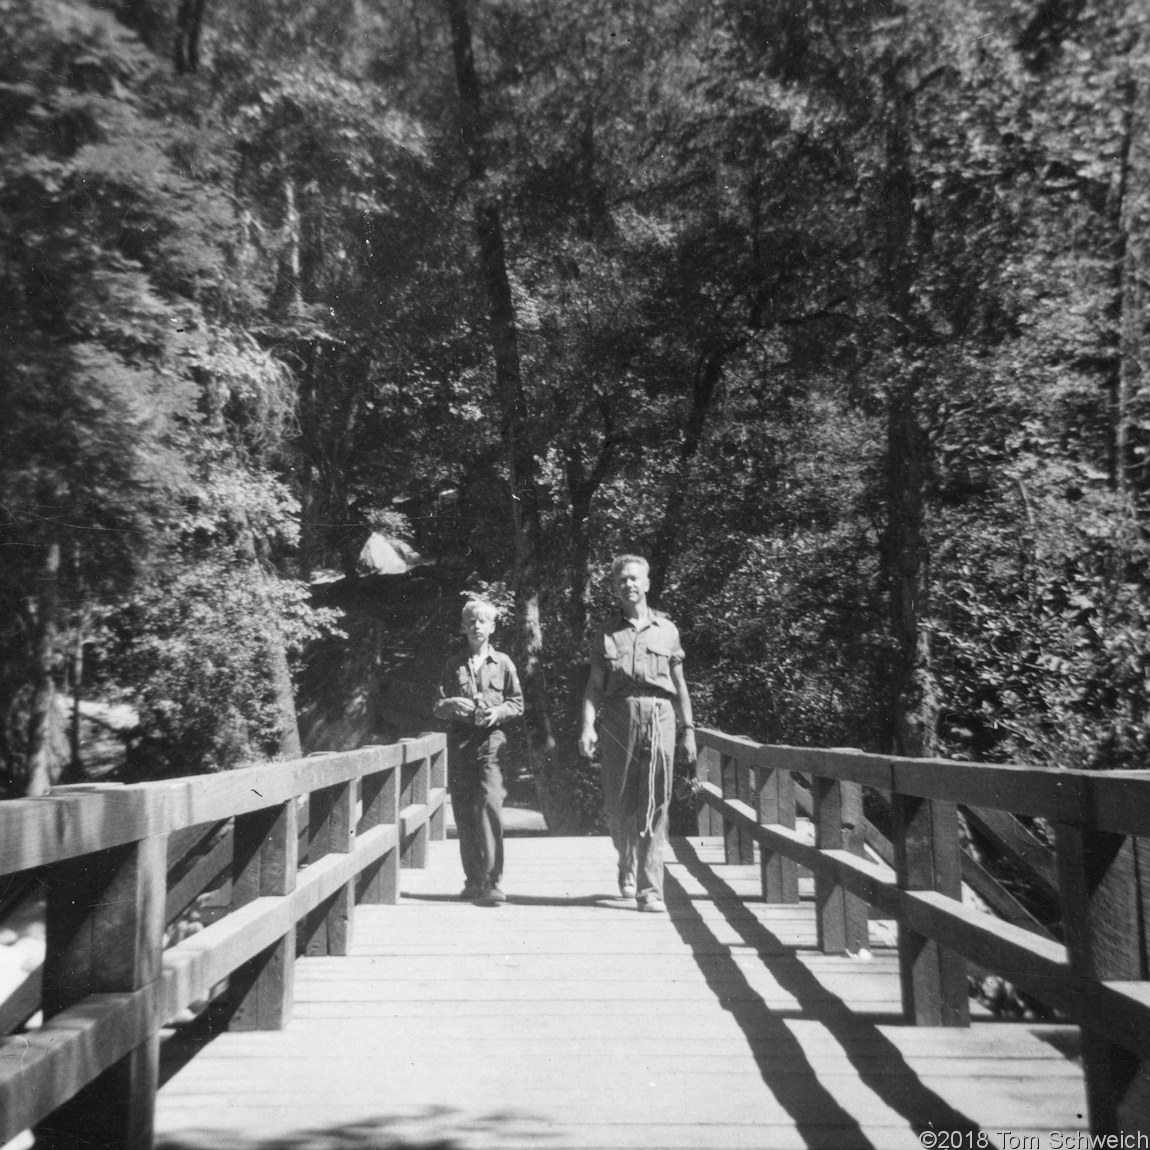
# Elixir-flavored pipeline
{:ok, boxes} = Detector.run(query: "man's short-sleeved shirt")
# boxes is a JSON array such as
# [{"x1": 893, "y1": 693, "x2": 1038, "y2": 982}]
[{"x1": 591, "y1": 611, "x2": 685, "y2": 700}]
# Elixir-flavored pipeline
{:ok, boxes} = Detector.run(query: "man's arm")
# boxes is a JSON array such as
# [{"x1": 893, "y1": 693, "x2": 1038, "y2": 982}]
[
  {"x1": 670, "y1": 662, "x2": 697, "y2": 766},
  {"x1": 578, "y1": 663, "x2": 606, "y2": 759}
]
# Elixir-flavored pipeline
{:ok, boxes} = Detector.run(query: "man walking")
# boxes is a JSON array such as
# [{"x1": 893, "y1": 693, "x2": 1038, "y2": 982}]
[{"x1": 579, "y1": 555, "x2": 697, "y2": 913}]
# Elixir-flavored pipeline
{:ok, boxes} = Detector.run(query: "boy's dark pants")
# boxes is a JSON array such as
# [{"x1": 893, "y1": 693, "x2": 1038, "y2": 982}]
[{"x1": 449, "y1": 727, "x2": 506, "y2": 891}]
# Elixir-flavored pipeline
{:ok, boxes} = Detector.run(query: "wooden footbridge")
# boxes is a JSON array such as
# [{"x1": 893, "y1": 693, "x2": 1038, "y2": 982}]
[{"x1": 2, "y1": 730, "x2": 1149, "y2": 1149}]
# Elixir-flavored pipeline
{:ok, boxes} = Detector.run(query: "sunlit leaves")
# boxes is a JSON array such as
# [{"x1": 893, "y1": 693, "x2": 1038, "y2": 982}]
[{"x1": 0, "y1": 0, "x2": 328, "y2": 790}]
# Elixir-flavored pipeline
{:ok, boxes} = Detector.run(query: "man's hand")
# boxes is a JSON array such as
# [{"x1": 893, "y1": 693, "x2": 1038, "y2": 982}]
[
  {"x1": 578, "y1": 728, "x2": 598, "y2": 760},
  {"x1": 679, "y1": 727, "x2": 697, "y2": 767}
]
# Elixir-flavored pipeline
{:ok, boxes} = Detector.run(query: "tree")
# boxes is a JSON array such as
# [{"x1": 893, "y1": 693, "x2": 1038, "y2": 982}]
[
  {"x1": 445, "y1": 0, "x2": 580, "y2": 825},
  {"x1": 0, "y1": 0, "x2": 328, "y2": 793}
]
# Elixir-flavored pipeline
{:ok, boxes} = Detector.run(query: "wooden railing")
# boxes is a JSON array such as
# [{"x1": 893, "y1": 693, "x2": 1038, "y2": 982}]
[
  {"x1": 692, "y1": 728, "x2": 1150, "y2": 1135},
  {"x1": 0, "y1": 735, "x2": 446, "y2": 1150}
]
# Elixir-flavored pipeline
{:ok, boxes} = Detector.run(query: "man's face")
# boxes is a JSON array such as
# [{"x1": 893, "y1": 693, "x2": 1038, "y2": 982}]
[
  {"x1": 612, "y1": 563, "x2": 649, "y2": 607},
  {"x1": 465, "y1": 613, "x2": 496, "y2": 645}
]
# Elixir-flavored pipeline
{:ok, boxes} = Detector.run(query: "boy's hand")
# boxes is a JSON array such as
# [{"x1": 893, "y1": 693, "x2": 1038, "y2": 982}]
[
  {"x1": 473, "y1": 703, "x2": 499, "y2": 727},
  {"x1": 578, "y1": 729, "x2": 598, "y2": 759},
  {"x1": 443, "y1": 696, "x2": 476, "y2": 720}
]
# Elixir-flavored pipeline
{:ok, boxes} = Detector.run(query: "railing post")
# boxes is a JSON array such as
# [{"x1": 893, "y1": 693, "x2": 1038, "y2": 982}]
[
  {"x1": 1055, "y1": 826, "x2": 1150, "y2": 1132},
  {"x1": 358, "y1": 755, "x2": 401, "y2": 905},
  {"x1": 758, "y1": 754, "x2": 798, "y2": 903},
  {"x1": 813, "y1": 776, "x2": 869, "y2": 955},
  {"x1": 429, "y1": 741, "x2": 448, "y2": 841},
  {"x1": 401, "y1": 739, "x2": 430, "y2": 868},
  {"x1": 302, "y1": 778, "x2": 357, "y2": 956},
  {"x1": 695, "y1": 743, "x2": 722, "y2": 837},
  {"x1": 228, "y1": 797, "x2": 299, "y2": 1029},
  {"x1": 720, "y1": 752, "x2": 755, "y2": 865},
  {"x1": 36, "y1": 830, "x2": 167, "y2": 1150},
  {"x1": 891, "y1": 793, "x2": 969, "y2": 1026}
]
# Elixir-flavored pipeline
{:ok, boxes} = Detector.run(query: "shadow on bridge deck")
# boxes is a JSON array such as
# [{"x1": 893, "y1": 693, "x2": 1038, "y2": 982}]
[{"x1": 153, "y1": 836, "x2": 1086, "y2": 1150}]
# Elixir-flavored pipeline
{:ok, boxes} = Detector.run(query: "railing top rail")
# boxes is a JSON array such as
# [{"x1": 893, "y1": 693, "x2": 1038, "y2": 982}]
[
  {"x1": 696, "y1": 727, "x2": 1150, "y2": 837},
  {"x1": 0, "y1": 735, "x2": 445, "y2": 879}
]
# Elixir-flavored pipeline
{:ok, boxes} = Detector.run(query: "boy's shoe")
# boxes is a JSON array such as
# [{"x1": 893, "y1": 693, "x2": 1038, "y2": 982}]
[
  {"x1": 638, "y1": 896, "x2": 666, "y2": 914},
  {"x1": 460, "y1": 883, "x2": 484, "y2": 900},
  {"x1": 478, "y1": 885, "x2": 507, "y2": 906}
]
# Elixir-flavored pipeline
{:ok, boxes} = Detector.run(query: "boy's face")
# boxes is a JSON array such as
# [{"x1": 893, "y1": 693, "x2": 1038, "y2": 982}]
[
  {"x1": 463, "y1": 611, "x2": 497, "y2": 647},
  {"x1": 612, "y1": 562, "x2": 649, "y2": 608}
]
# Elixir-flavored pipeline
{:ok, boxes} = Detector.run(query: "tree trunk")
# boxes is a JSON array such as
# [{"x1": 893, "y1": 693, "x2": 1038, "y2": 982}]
[
  {"x1": 174, "y1": 0, "x2": 209, "y2": 74},
  {"x1": 268, "y1": 631, "x2": 303, "y2": 759},
  {"x1": 24, "y1": 541, "x2": 61, "y2": 796},
  {"x1": 880, "y1": 69, "x2": 938, "y2": 759},
  {"x1": 648, "y1": 346, "x2": 726, "y2": 603},
  {"x1": 565, "y1": 427, "x2": 617, "y2": 636},
  {"x1": 566, "y1": 453, "x2": 596, "y2": 638},
  {"x1": 1106, "y1": 44, "x2": 1150, "y2": 500},
  {"x1": 1107, "y1": 72, "x2": 1136, "y2": 498},
  {"x1": 235, "y1": 509, "x2": 303, "y2": 763},
  {"x1": 66, "y1": 540, "x2": 84, "y2": 779},
  {"x1": 69, "y1": 626, "x2": 83, "y2": 777},
  {"x1": 275, "y1": 172, "x2": 304, "y2": 318},
  {"x1": 885, "y1": 377, "x2": 938, "y2": 758},
  {"x1": 446, "y1": 0, "x2": 583, "y2": 831}
]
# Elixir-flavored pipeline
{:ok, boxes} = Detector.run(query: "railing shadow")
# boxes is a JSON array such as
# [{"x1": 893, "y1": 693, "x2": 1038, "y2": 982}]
[{"x1": 666, "y1": 838, "x2": 985, "y2": 1146}]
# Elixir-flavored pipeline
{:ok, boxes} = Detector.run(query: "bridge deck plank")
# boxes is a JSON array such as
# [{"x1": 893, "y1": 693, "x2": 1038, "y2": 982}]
[{"x1": 154, "y1": 836, "x2": 1087, "y2": 1150}]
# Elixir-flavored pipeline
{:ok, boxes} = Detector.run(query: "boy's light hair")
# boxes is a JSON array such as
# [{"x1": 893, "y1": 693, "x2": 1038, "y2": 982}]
[
  {"x1": 610, "y1": 554, "x2": 649, "y2": 579},
  {"x1": 461, "y1": 598, "x2": 499, "y2": 625}
]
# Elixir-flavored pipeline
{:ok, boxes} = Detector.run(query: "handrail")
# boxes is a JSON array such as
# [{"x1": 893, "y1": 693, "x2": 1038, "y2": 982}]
[
  {"x1": 692, "y1": 728, "x2": 1150, "y2": 1136},
  {"x1": 770, "y1": 771, "x2": 1058, "y2": 940},
  {"x1": 0, "y1": 734, "x2": 447, "y2": 1150}
]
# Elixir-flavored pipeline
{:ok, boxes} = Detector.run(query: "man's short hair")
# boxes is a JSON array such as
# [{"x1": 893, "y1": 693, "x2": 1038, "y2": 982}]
[
  {"x1": 610, "y1": 554, "x2": 650, "y2": 579},
  {"x1": 461, "y1": 598, "x2": 499, "y2": 625}
]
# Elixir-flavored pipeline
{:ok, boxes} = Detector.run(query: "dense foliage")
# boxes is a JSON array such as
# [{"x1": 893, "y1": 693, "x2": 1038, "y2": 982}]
[{"x1": 1, "y1": 0, "x2": 1147, "y2": 812}]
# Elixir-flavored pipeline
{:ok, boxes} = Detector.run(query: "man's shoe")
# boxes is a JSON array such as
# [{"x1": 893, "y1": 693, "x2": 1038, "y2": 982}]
[
  {"x1": 639, "y1": 897, "x2": 666, "y2": 914},
  {"x1": 460, "y1": 883, "x2": 484, "y2": 901},
  {"x1": 478, "y1": 885, "x2": 507, "y2": 906},
  {"x1": 618, "y1": 864, "x2": 637, "y2": 899}
]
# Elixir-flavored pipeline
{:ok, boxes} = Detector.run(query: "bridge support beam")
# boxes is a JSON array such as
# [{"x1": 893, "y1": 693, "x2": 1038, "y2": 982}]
[
  {"x1": 758, "y1": 758, "x2": 798, "y2": 903},
  {"x1": 1056, "y1": 826, "x2": 1150, "y2": 1134},
  {"x1": 814, "y1": 776, "x2": 869, "y2": 955},
  {"x1": 230, "y1": 797, "x2": 299, "y2": 1029},
  {"x1": 695, "y1": 745, "x2": 722, "y2": 837},
  {"x1": 303, "y1": 778, "x2": 357, "y2": 956},
  {"x1": 721, "y1": 752, "x2": 755, "y2": 865},
  {"x1": 358, "y1": 754, "x2": 401, "y2": 904},
  {"x1": 429, "y1": 743, "x2": 448, "y2": 842},
  {"x1": 401, "y1": 740, "x2": 431, "y2": 868},
  {"x1": 892, "y1": 794, "x2": 969, "y2": 1026},
  {"x1": 36, "y1": 830, "x2": 167, "y2": 1150}
]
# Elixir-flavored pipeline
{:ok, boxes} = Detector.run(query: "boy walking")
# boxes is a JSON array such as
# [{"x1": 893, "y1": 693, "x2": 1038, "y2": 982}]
[
  {"x1": 579, "y1": 555, "x2": 697, "y2": 913},
  {"x1": 433, "y1": 599, "x2": 523, "y2": 906}
]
